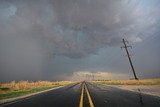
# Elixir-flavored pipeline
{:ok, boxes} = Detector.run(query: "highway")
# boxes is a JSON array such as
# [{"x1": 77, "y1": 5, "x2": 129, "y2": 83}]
[{"x1": 1, "y1": 82, "x2": 160, "y2": 107}]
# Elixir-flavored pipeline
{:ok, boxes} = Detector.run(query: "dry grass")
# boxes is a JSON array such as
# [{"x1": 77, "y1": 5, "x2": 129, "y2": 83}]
[
  {"x1": 93, "y1": 78, "x2": 160, "y2": 85},
  {"x1": 0, "y1": 81, "x2": 73, "y2": 94}
]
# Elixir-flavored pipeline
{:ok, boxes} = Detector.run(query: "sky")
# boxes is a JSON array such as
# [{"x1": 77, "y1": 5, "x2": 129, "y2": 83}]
[{"x1": 0, "y1": 0, "x2": 160, "y2": 82}]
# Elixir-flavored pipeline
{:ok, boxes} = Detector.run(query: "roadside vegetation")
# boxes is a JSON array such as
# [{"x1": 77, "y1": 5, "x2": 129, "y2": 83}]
[
  {"x1": 92, "y1": 78, "x2": 160, "y2": 85},
  {"x1": 0, "y1": 81, "x2": 73, "y2": 100}
]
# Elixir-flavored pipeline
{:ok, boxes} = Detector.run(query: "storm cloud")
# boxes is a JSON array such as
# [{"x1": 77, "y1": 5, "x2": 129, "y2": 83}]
[{"x1": 0, "y1": 0, "x2": 160, "y2": 81}]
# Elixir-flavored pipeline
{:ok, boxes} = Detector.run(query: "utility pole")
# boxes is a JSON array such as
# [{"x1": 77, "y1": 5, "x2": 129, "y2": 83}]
[{"x1": 121, "y1": 38, "x2": 138, "y2": 80}]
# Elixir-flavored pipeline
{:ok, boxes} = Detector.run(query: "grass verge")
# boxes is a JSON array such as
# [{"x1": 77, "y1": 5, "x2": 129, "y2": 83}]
[
  {"x1": 0, "y1": 85, "x2": 58, "y2": 100},
  {"x1": 0, "y1": 81, "x2": 74, "y2": 100}
]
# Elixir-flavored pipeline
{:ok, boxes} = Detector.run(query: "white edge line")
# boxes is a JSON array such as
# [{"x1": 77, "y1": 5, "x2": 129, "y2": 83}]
[{"x1": 0, "y1": 86, "x2": 64, "y2": 106}]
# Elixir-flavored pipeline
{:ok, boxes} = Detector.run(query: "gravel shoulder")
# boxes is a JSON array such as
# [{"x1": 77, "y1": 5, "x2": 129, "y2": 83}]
[{"x1": 111, "y1": 85, "x2": 160, "y2": 97}]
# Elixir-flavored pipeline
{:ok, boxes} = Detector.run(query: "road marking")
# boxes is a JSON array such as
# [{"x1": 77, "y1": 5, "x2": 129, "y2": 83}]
[
  {"x1": 85, "y1": 84, "x2": 95, "y2": 107},
  {"x1": 79, "y1": 83, "x2": 84, "y2": 107}
]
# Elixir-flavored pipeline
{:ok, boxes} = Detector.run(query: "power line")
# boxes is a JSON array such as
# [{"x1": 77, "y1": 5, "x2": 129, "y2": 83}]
[{"x1": 121, "y1": 38, "x2": 138, "y2": 80}]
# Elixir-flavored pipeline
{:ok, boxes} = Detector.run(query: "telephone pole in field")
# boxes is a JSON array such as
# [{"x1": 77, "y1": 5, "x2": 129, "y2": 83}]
[{"x1": 121, "y1": 38, "x2": 138, "y2": 80}]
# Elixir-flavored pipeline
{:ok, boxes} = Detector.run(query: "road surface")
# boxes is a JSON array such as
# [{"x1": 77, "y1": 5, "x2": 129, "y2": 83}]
[
  {"x1": 0, "y1": 82, "x2": 160, "y2": 107},
  {"x1": 87, "y1": 83, "x2": 160, "y2": 107}
]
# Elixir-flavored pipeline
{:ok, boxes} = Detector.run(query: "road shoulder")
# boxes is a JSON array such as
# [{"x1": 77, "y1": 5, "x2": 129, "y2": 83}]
[
  {"x1": 105, "y1": 85, "x2": 160, "y2": 97},
  {"x1": 0, "y1": 86, "x2": 63, "y2": 105}
]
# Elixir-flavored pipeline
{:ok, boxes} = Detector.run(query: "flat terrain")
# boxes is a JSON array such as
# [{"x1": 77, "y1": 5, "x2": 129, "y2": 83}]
[
  {"x1": 0, "y1": 81, "x2": 73, "y2": 99},
  {"x1": 0, "y1": 82, "x2": 160, "y2": 107}
]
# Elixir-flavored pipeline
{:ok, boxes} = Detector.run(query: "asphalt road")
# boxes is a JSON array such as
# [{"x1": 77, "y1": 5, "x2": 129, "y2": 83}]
[
  {"x1": 1, "y1": 82, "x2": 160, "y2": 107},
  {"x1": 0, "y1": 83, "x2": 82, "y2": 107},
  {"x1": 86, "y1": 83, "x2": 160, "y2": 107}
]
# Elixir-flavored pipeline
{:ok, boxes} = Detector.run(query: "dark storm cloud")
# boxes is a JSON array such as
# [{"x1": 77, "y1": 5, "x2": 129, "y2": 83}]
[
  {"x1": 46, "y1": 0, "x2": 160, "y2": 58},
  {"x1": 0, "y1": 0, "x2": 160, "y2": 81},
  {"x1": 1, "y1": 0, "x2": 159, "y2": 58}
]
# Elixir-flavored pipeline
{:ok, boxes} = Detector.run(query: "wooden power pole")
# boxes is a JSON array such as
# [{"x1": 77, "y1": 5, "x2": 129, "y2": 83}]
[{"x1": 121, "y1": 38, "x2": 138, "y2": 80}]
